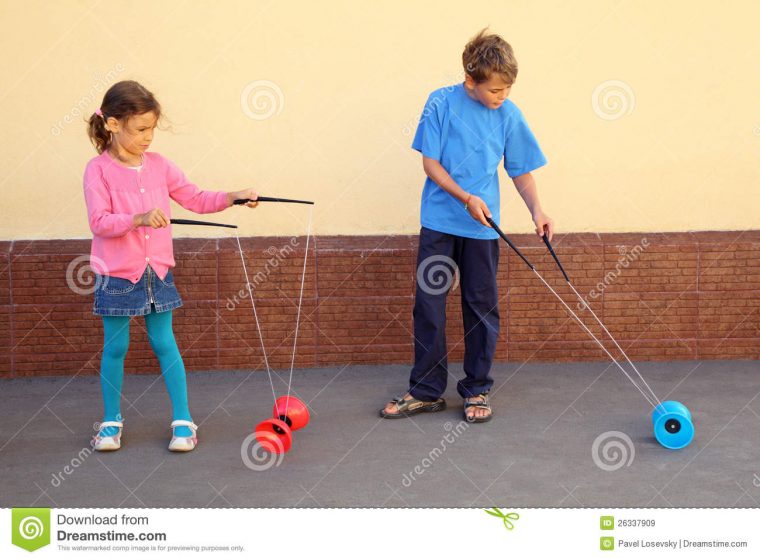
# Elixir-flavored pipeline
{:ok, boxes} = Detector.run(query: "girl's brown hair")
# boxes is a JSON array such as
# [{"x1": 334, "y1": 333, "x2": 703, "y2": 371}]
[
  {"x1": 87, "y1": 80, "x2": 162, "y2": 154},
  {"x1": 462, "y1": 29, "x2": 518, "y2": 84}
]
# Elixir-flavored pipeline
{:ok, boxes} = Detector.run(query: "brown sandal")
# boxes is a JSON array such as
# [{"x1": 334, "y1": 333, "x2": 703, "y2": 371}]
[
  {"x1": 379, "y1": 395, "x2": 447, "y2": 418},
  {"x1": 464, "y1": 393, "x2": 492, "y2": 423}
]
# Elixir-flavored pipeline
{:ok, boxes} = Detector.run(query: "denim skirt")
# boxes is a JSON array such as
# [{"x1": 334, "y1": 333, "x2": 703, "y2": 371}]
[{"x1": 93, "y1": 265, "x2": 183, "y2": 316}]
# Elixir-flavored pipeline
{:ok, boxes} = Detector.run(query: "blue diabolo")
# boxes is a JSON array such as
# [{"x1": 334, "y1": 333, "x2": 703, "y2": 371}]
[{"x1": 652, "y1": 400, "x2": 694, "y2": 449}]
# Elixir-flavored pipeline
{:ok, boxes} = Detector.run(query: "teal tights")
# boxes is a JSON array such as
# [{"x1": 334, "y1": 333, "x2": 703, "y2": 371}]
[{"x1": 99, "y1": 310, "x2": 193, "y2": 438}]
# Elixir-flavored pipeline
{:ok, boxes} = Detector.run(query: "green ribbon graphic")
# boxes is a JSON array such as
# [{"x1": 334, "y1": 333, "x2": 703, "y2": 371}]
[{"x1": 12, "y1": 508, "x2": 50, "y2": 552}]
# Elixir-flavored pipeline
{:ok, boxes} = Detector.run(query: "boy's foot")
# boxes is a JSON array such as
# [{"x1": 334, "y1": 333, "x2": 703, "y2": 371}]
[
  {"x1": 464, "y1": 394, "x2": 492, "y2": 423},
  {"x1": 380, "y1": 394, "x2": 447, "y2": 418}
]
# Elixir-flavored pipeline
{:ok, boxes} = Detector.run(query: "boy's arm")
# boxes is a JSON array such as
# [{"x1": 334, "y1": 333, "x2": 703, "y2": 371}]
[
  {"x1": 422, "y1": 156, "x2": 492, "y2": 227},
  {"x1": 512, "y1": 172, "x2": 554, "y2": 241}
]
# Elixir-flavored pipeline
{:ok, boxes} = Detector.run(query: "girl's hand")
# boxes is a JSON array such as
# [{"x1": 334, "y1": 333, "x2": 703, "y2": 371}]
[
  {"x1": 137, "y1": 208, "x2": 169, "y2": 228},
  {"x1": 466, "y1": 194, "x2": 492, "y2": 227},
  {"x1": 533, "y1": 210, "x2": 555, "y2": 241},
  {"x1": 228, "y1": 189, "x2": 259, "y2": 208}
]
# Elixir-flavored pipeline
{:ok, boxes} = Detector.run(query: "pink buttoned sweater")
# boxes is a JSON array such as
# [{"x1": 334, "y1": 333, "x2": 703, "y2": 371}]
[{"x1": 83, "y1": 151, "x2": 230, "y2": 282}]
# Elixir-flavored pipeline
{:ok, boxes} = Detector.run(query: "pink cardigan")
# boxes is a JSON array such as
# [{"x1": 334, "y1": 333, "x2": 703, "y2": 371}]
[{"x1": 83, "y1": 151, "x2": 230, "y2": 282}]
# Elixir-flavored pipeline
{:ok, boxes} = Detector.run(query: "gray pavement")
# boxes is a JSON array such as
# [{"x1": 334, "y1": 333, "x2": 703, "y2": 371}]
[{"x1": 1, "y1": 360, "x2": 758, "y2": 508}]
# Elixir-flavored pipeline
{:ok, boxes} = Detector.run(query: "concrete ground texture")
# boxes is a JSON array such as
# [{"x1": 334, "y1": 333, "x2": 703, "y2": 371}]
[{"x1": 1, "y1": 360, "x2": 758, "y2": 508}]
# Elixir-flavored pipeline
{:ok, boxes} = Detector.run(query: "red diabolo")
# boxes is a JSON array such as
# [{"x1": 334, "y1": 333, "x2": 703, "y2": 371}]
[
  {"x1": 273, "y1": 395, "x2": 310, "y2": 431},
  {"x1": 254, "y1": 395, "x2": 310, "y2": 455}
]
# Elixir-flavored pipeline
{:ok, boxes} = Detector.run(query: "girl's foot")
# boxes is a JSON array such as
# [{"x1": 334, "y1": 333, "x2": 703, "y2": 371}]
[
  {"x1": 168, "y1": 420, "x2": 198, "y2": 452},
  {"x1": 92, "y1": 420, "x2": 124, "y2": 451}
]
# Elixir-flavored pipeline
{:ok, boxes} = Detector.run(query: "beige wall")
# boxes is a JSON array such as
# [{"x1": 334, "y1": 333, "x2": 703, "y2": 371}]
[{"x1": 1, "y1": 0, "x2": 759, "y2": 240}]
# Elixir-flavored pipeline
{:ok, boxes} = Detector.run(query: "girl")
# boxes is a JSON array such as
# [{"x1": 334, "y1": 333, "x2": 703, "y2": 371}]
[{"x1": 84, "y1": 80, "x2": 258, "y2": 452}]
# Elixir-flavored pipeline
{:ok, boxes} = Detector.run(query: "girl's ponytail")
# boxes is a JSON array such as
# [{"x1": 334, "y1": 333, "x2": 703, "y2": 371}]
[
  {"x1": 87, "y1": 111, "x2": 110, "y2": 154},
  {"x1": 86, "y1": 80, "x2": 163, "y2": 154}
]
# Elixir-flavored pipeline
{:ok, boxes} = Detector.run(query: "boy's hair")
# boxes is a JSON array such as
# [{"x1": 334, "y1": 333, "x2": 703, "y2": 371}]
[
  {"x1": 87, "y1": 80, "x2": 162, "y2": 154},
  {"x1": 462, "y1": 29, "x2": 518, "y2": 84}
]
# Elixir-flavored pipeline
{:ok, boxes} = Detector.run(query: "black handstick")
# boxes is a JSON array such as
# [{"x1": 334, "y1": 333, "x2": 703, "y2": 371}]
[
  {"x1": 234, "y1": 196, "x2": 315, "y2": 205},
  {"x1": 541, "y1": 232, "x2": 570, "y2": 282},
  {"x1": 485, "y1": 217, "x2": 536, "y2": 271},
  {"x1": 170, "y1": 218, "x2": 238, "y2": 229}
]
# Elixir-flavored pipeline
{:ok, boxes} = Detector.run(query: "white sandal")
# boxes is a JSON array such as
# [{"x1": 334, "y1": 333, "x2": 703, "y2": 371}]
[
  {"x1": 168, "y1": 420, "x2": 198, "y2": 452},
  {"x1": 92, "y1": 420, "x2": 124, "y2": 451}
]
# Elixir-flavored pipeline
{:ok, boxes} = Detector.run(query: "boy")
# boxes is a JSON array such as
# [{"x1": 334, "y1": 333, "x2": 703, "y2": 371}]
[{"x1": 380, "y1": 29, "x2": 554, "y2": 423}]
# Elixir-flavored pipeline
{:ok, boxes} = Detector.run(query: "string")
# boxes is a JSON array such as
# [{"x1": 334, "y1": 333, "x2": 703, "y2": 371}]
[
  {"x1": 531, "y1": 269, "x2": 660, "y2": 408},
  {"x1": 236, "y1": 235, "x2": 278, "y2": 407},
  {"x1": 564, "y1": 281, "x2": 663, "y2": 408},
  {"x1": 233, "y1": 205, "x2": 313, "y2": 419},
  {"x1": 284, "y1": 206, "x2": 313, "y2": 419}
]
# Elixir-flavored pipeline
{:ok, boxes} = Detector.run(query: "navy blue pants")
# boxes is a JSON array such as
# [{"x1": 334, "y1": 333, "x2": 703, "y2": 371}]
[{"x1": 408, "y1": 227, "x2": 500, "y2": 401}]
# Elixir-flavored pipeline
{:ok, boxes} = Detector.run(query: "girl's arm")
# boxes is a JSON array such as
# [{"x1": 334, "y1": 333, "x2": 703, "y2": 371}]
[
  {"x1": 226, "y1": 189, "x2": 259, "y2": 208},
  {"x1": 166, "y1": 159, "x2": 230, "y2": 214},
  {"x1": 84, "y1": 166, "x2": 138, "y2": 238}
]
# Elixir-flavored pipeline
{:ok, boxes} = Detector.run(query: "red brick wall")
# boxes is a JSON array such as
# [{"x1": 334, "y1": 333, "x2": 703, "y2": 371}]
[{"x1": 1, "y1": 230, "x2": 758, "y2": 377}]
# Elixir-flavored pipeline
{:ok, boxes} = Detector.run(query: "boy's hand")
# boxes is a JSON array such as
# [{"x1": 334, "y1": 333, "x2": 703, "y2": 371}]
[
  {"x1": 228, "y1": 189, "x2": 259, "y2": 208},
  {"x1": 533, "y1": 210, "x2": 555, "y2": 241},
  {"x1": 136, "y1": 208, "x2": 169, "y2": 228},
  {"x1": 466, "y1": 194, "x2": 492, "y2": 227}
]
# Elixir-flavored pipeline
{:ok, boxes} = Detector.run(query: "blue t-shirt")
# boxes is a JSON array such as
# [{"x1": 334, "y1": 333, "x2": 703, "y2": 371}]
[{"x1": 412, "y1": 83, "x2": 547, "y2": 239}]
